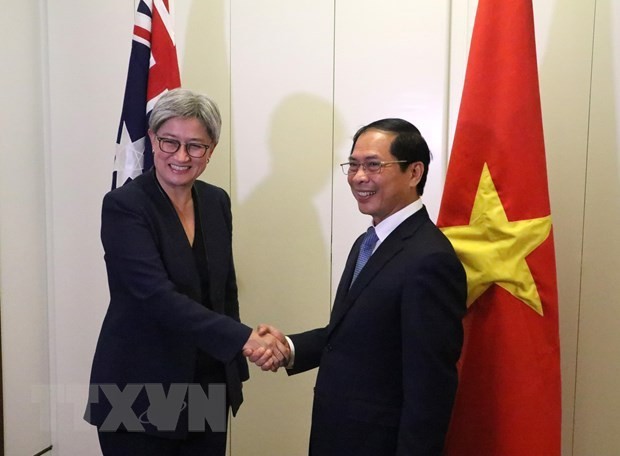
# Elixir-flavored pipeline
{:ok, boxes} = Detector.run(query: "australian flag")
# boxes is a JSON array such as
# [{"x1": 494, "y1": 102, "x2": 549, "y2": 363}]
[{"x1": 112, "y1": 0, "x2": 181, "y2": 189}]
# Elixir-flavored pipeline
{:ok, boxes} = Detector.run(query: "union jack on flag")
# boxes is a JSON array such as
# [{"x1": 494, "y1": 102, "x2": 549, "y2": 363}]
[{"x1": 113, "y1": 0, "x2": 181, "y2": 189}]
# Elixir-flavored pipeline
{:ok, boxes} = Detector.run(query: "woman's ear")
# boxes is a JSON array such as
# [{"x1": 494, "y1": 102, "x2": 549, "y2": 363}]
[{"x1": 207, "y1": 142, "x2": 217, "y2": 160}]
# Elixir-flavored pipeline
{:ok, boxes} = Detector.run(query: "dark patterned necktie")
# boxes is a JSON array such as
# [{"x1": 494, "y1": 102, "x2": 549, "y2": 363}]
[{"x1": 351, "y1": 226, "x2": 379, "y2": 284}]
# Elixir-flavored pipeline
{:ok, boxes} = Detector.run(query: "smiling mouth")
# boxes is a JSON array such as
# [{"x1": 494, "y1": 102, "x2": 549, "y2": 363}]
[
  {"x1": 170, "y1": 164, "x2": 190, "y2": 171},
  {"x1": 356, "y1": 191, "x2": 376, "y2": 198}
]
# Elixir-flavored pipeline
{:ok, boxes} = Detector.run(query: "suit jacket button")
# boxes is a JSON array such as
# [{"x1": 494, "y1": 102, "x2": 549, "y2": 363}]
[{"x1": 326, "y1": 344, "x2": 333, "y2": 352}]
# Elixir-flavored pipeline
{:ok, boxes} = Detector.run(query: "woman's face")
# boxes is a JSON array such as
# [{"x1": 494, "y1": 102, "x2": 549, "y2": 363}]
[{"x1": 149, "y1": 116, "x2": 215, "y2": 194}]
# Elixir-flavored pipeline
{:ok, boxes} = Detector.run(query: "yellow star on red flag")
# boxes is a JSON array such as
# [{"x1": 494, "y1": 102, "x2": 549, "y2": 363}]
[{"x1": 441, "y1": 163, "x2": 552, "y2": 315}]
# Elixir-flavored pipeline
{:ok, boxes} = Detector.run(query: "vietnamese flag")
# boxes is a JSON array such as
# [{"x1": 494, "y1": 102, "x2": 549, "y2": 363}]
[{"x1": 437, "y1": 0, "x2": 561, "y2": 455}]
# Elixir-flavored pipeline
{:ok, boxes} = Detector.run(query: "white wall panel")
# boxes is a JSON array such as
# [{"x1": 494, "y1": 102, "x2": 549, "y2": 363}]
[
  {"x1": 45, "y1": 0, "x2": 133, "y2": 453},
  {"x1": 447, "y1": 0, "x2": 477, "y2": 151},
  {"x1": 177, "y1": 0, "x2": 233, "y2": 191},
  {"x1": 0, "y1": 1, "x2": 52, "y2": 454},
  {"x1": 574, "y1": 0, "x2": 620, "y2": 453},
  {"x1": 332, "y1": 0, "x2": 451, "y2": 293},
  {"x1": 228, "y1": 2, "x2": 335, "y2": 454},
  {"x1": 534, "y1": 1, "x2": 596, "y2": 454}
]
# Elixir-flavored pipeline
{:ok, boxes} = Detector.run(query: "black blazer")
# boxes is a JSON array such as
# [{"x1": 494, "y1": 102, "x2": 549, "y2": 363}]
[
  {"x1": 85, "y1": 169, "x2": 252, "y2": 438},
  {"x1": 289, "y1": 207, "x2": 467, "y2": 456}
]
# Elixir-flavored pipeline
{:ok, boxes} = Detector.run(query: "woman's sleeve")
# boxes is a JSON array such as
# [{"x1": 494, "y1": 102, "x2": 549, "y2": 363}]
[{"x1": 101, "y1": 190, "x2": 252, "y2": 363}]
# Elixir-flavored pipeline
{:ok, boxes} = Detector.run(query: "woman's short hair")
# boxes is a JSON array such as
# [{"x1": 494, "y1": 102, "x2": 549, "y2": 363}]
[{"x1": 149, "y1": 88, "x2": 222, "y2": 143}]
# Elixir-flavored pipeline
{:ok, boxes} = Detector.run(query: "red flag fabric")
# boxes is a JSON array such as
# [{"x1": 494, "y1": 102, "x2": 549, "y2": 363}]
[
  {"x1": 113, "y1": 0, "x2": 181, "y2": 188},
  {"x1": 437, "y1": 1, "x2": 561, "y2": 455}
]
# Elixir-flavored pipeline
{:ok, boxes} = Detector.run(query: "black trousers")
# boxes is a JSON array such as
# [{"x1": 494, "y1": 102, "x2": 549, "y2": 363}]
[
  {"x1": 98, "y1": 426, "x2": 228, "y2": 456},
  {"x1": 98, "y1": 358, "x2": 229, "y2": 455}
]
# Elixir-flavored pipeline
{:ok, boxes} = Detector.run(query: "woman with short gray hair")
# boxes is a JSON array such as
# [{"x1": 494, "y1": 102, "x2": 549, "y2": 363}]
[{"x1": 85, "y1": 88, "x2": 288, "y2": 455}]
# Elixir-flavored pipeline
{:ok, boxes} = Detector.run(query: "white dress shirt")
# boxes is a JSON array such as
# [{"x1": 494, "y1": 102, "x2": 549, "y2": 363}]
[{"x1": 284, "y1": 198, "x2": 424, "y2": 369}]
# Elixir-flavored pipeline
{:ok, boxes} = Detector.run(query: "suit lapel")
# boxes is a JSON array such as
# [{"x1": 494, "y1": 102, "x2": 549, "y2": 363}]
[
  {"x1": 141, "y1": 169, "x2": 194, "y2": 250},
  {"x1": 332, "y1": 233, "x2": 364, "y2": 306},
  {"x1": 328, "y1": 208, "x2": 430, "y2": 334},
  {"x1": 139, "y1": 168, "x2": 201, "y2": 296},
  {"x1": 194, "y1": 185, "x2": 227, "y2": 313},
  {"x1": 141, "y1": 170, "x2": 226, "y2": 313}
]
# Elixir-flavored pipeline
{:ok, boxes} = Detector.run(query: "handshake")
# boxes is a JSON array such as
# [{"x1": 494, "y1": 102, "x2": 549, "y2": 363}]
[{"x1": 242, "y1": 324, "x2": 290, "y2": 372}]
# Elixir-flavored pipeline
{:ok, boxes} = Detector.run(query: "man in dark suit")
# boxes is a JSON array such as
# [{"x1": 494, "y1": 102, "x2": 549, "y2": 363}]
[{"x1": 261, "y1": 118, "x2": 467, "y2": 455}]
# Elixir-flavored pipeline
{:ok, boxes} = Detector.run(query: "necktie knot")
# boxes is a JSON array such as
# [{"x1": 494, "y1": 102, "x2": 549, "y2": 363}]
[{"x1": 351, "y1": 227, "x2": 379, "y2": 284}]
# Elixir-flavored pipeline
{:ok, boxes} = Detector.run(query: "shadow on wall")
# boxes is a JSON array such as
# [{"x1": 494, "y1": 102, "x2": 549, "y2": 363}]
[
  {"x1": 180, "y1": 1, "x2": 346, "y2": 325},
  {"x1": 235, "y1": 93, "x2": 345, "y2": 330},
  {"x1": 180, "y1": 2, "x2": 348, "y2": 454},
  {"x1": 230, "y1": 95, "x2": 345, "y2": 455}
]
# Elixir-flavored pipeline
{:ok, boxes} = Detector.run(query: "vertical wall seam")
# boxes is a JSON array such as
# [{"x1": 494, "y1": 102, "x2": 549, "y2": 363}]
[
  {"x1": 40, "y1": 0, "x2": 56, "y2": 447},
  {"x1": 229, "y1": 0, "x2": 233, "y2": 198},
  {"x1": 228, "y1": 4, "x2": 234, "y2": 453},
  {"x1": 571, "y1": 0, "x2": 597, "y2": 453},
  {"x1": 329, "y1": 0, "x2": 337, "y2": 310},
  {"x1": 443, "y1": 0, "x2": 454, "y2": 183},
  {"x1": 229, "y1": 2, "x2": 236, "y2": 448}
]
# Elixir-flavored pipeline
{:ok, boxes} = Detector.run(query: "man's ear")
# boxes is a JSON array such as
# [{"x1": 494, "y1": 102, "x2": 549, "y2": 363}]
[{"x1": 409, "y1": 161, "x2": 424, "y2": 189}]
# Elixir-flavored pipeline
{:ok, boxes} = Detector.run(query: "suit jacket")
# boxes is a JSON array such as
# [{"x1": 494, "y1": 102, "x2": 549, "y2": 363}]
[
  {"x1": 85, "y1": 168, "x2": 252, "y2": 438},
  {"x1": 289, "y1": 207, "x2": 467, "y2": 456}
]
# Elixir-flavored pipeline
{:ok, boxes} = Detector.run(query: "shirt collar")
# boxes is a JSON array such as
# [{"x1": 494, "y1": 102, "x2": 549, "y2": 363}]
[{"x1": 373, "y1": 198, "x2": 424, "y2": 247}]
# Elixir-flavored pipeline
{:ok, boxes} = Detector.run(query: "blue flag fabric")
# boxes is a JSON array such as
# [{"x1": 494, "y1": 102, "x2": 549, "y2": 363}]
[{"x1": 113, "y1": 0, "x2": 180, "y2": 189}]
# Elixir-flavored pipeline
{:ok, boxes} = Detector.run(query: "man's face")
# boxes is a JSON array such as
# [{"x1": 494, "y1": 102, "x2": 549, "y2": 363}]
[{"x1": 347, "y1": 129, "x2": 421, "y2": 225}]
